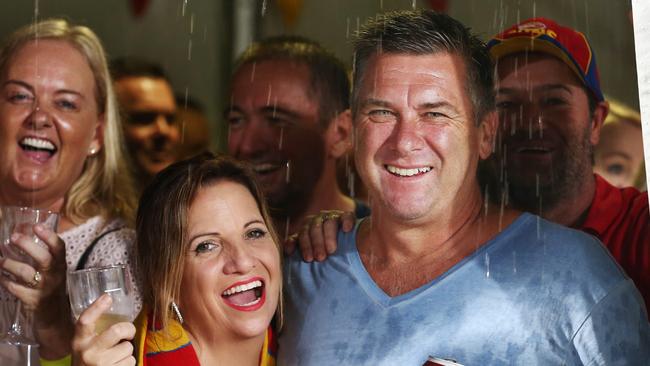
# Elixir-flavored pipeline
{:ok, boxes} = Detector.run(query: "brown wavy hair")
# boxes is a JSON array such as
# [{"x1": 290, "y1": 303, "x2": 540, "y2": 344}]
[{"x1": 136, "y1": 152, "x2": 283, "y2": 332}]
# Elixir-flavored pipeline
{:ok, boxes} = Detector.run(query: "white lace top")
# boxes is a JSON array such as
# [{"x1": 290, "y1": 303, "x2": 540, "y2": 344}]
[{"x1": 0, "y1": 216, "x2": 142, "y2": 334}]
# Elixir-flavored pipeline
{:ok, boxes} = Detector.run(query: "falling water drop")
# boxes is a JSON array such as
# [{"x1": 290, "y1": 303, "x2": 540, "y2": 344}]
[
  {"x1": 250, "y1": 62, "x2": 257, "y2": 82},
  {"x1": 412, "y1": 0, "x2": 417, "y2": 10},
  {"x1": 187, "y1": 39, "x2": 193, "y2": 60},
  {"x1": 485, "y1": 252, "x2": 490, "y2": 278},
  {"x1": 261, "y1": 0, "x2": 268, "y2": 17},
  {"x1": 266, "y1": 84, "x2": 273, "y2": 105},
  {"x1": 286, "y1": 161, "x2": 291, "y2": 183},
  {"x1": 346, "y1": 18, "x2": 350, "y2": 39},
  {"x1": 182, "y1": 0, "x2": 188, "y2": 17}
]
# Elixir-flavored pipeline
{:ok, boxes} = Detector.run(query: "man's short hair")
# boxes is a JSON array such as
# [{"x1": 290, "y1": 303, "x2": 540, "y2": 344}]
[
  {"x1": 352, "y1": 10, "x2": 495, "y2": 124},
  {"x1": 235, "y1": 35, "x2": 350, "y2": 127},
  {"x1": 110, "y1": 57, "x2": 170, "y2": 82}
]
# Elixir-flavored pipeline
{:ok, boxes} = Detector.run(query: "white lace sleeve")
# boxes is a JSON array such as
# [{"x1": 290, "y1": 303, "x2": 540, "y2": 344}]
[
  {"x1": 63, "y1": 217, "x2": 142, "y2": 319},
  {"x1": 77, "y1": 225, "x2": 142, "y2": 319}
]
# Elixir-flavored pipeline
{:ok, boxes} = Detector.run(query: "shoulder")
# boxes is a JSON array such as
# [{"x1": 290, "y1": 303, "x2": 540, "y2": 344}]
[{"x1": 499, "y1": 213, "x2": 629, "y2": 294}]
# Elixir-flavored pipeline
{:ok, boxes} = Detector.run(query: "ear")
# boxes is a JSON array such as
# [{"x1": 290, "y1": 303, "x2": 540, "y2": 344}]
[
  {"x1": 88, "y1": 113, "x2": 106, "y2": 156},
  {"x1": 478, "y1": 110, "x2": 498, "y2": 160},
  {"x1": 324, "y1": 109, "x2": 353, "y2": 159},
  {"x1": 589, "y1": 100, "x2": 609, "y2": 146}
]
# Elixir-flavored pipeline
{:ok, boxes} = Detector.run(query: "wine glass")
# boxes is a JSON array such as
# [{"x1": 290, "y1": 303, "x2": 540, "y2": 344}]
[
  {"x1": 0, "y1": 206, "x2": 59, "y2": 347},
  {"x1": 67, "y1": 265, "x2": 135, "y2": 333}
]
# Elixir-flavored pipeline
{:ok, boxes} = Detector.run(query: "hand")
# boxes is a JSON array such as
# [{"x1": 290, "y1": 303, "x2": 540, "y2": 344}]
[
  {"x1": 0, "y1": 224, "x2": 67, "y2": 311},
  {"x1": 72, "y1": 294, "x2": 136, "y2": 366},
  {"x1": 284, "y1": 210, "x2": 356, "y2": 262}
]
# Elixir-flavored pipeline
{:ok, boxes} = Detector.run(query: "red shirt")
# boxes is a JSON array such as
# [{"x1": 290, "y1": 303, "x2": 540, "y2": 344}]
[{"x1": 576, "y1": 175, "x2": 650, "y2": 309}]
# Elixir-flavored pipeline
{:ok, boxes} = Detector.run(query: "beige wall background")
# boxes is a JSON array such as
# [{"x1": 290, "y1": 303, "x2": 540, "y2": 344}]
[{"x1": 261, "y1": 0, "x2": 638, "y2": 110}]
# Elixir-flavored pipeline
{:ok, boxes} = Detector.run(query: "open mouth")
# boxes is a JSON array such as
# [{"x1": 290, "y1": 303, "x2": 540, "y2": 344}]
[
  {"x1": 221, "y1": 278, "x2": 266, "y2": 311},
  {"x1": 385, "y1": 165, "x2": 432, "y2": 177},
  {"x1": 19, "y1": 137, "x2": 57, "y2": 161},
  {"x1": 251, "y1": 162, "x2": 284, "y2": 175}
]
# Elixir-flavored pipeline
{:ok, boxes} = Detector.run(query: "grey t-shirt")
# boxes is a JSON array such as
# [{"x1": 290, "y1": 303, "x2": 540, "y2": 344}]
[{"x1": 279, "y1": 213, "x2": 649, "y2": 365}]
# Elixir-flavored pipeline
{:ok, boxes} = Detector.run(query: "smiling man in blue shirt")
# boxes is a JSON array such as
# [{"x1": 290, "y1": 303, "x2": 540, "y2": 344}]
[{"x1": 279, "y1": 10, "x2": 649, "y2": 365}]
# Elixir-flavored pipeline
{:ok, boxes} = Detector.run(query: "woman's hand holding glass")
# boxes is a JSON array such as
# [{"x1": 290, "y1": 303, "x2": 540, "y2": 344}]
[
  {"x1": 0, "y1": 206, "x2": 64, "y2": 347},
  {"x1": 67, "y1": 265, "x2": 135, "y2": 332},
  {"x1": 71, "y1": 294, "x2": 136, "y2": 366},
  {"x1": 0, "y1": 222, "x2": 67, "y2": 311}
]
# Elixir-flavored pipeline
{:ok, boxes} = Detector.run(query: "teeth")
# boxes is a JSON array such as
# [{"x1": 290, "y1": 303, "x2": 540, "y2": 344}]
[
  {"x1": 222, "y1": 280, "x2": 263, "y2": 296},
  {"x1": 253, "y1": 163, "x2": 280, "y2": 173},
  {"x1": 21, "y1": 137, "x2": 55, "y2": 151},
  {"x1": 241, "y1": 298, "x2": 262, "y2": 307},
  {"x1": 386, "y1": 165, "x2": 432, "y2": 177}
]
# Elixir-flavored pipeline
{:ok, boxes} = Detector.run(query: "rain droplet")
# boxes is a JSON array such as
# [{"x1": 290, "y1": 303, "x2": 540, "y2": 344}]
[
  {"x1": 261, "y1": 0, "x2": 268, "y2": 17},
  {"x1": 285, "y1": 161, "x2": 291, "y2": 183}
]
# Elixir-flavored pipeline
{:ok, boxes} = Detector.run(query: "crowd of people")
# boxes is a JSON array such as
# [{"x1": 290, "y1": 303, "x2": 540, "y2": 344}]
[{"x1": 0, "y1": 8, "x2": 647, "y2": 366}]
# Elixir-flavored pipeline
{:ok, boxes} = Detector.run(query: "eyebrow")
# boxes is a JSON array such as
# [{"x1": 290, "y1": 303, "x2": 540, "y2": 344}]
[
  {"x1": 244, "y1": 219, "x2": 265, "y2": 228},
  {"x1": 360, "y1": 98, "x2": 392, "y2": 109},
  {"x1": 188, "y1": 231, "x2": 220, "y2": 244},
  {"x1": 223, "y1": 106, "x2": 242, "y2": 118},
  {"x1": 497, "y1": 84, "x2": 573, "y2": 95},
  {"x1": 418, "y1": 101, "x2": 461, "y2": 115},
  {"x1": 2, "y1": 80, "x2": 33, "y2": 91},
  {"x1": 223, "y1": 105, "x2": 300, "y2": 119},
  {"x1": 601, "y1": 152, "x2": 632, "y2": 161},
  {"x1": 260, "y1": 105, "x2": 300, "y2": 119},
  {"x1": 2, "y1": 80, "x2": 85, "y2": 98}
]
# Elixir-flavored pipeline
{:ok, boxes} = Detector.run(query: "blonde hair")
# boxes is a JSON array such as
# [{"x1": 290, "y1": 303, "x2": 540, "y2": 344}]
[
  {"x1": 604, "y1": 99, "x2": 642, "y2": 126},
  {"x1": 0, "y1": 19, "x2": 136, "y2": 224},
  {"x1": 136, "y1": 153, "x2": 283, "y2": 333},
  {"x1": 602, "y1": 99, "x2": 646, "y2": 190}
]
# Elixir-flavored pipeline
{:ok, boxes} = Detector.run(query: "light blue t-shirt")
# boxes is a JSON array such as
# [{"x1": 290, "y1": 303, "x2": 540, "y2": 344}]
[{"x1": 279, "y1": 213, "x2": 649, "y2": 365}]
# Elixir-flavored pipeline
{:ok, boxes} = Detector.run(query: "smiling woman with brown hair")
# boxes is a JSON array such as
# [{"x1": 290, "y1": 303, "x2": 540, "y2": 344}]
[{"x1": 72, "y1": 153, "x2": 281, "y2": 366}]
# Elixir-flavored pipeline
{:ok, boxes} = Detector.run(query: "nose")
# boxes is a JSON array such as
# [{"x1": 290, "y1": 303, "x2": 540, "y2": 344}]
[
  {"x1": 25, "y1": 105, "x2": 53, "y2": 130},
  {"x1": 222, "y1": 244, "x2": 256, "y2": 275},
  {"x1": 500, "y1": 102, "x2": 544, "y2": 137},
  {"x1": 389, "y1": 117, "x2": 423, "y2": 156},
  {"x1": 230, "y1": 119, "x2": 271, "y2": 159},
  {"x1": 154, "y1": 114, "x2": 177, "y2": 138}
]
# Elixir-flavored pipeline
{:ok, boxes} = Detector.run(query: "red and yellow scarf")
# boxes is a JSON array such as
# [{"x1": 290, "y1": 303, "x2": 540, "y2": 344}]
[{"x1": 134, "y1": 310, "x2": 277, "y2": 366}]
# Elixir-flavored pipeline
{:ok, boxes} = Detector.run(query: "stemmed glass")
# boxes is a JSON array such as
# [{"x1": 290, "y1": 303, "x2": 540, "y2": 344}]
[
  {"x1": 0, "y1": 206, "x2": 59, "y2": 346},
  {"x1": 67, "y1": 265, "x2": 135, "y2": 333}
]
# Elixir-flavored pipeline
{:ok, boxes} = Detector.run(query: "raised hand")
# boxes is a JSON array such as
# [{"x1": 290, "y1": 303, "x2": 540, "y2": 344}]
[
  {"x1": 284, "y1": 210, "x2": 356, "y2": 261},
  {"x1": 0, "y1": 224, "x2": 66, "y2": 311},
  {"x1": 72, "y1": 294, "x2": 136, "y2": 366}
]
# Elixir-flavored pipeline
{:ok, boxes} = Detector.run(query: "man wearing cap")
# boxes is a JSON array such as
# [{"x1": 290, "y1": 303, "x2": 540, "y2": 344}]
[
  {"x1": 484, "y1": 17, "x2": 650, "y2": 309},
  {"x1": 279, "y1": 10, "x2": 649, "y2": 365}
]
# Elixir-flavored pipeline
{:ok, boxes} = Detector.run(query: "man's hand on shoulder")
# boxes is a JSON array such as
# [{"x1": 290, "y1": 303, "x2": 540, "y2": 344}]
[{"x1": 283, "y1": 210, "x2": 356, "y2": 261}]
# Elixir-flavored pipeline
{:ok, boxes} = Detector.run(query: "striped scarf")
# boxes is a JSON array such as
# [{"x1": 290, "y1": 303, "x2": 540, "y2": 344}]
[{"x1": 134, "y1": 310, "x2": 277, "y2": 366}]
